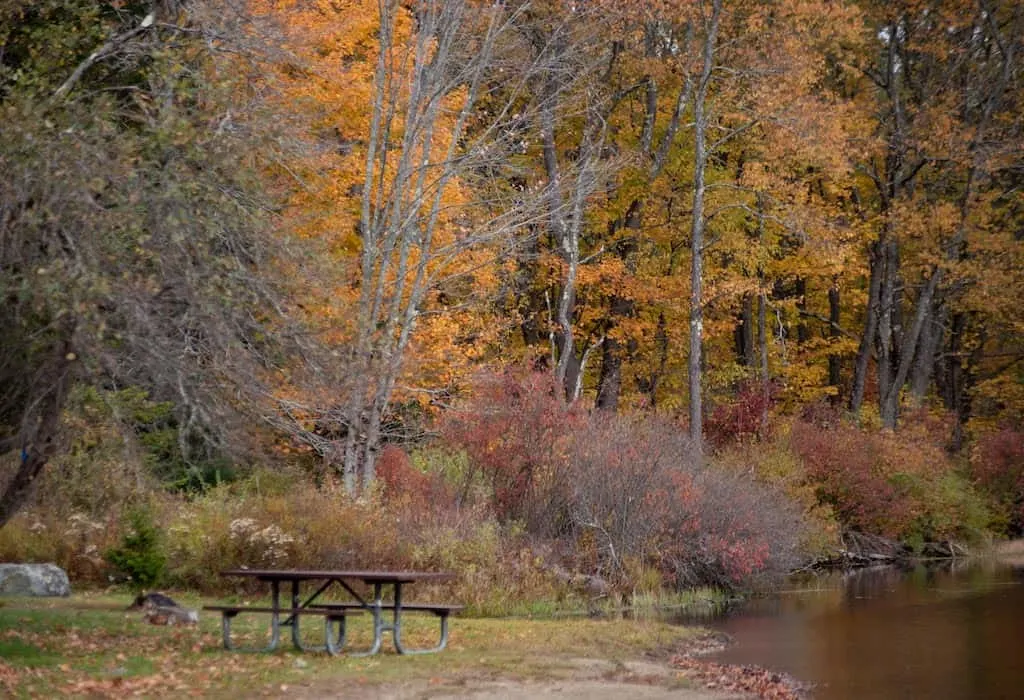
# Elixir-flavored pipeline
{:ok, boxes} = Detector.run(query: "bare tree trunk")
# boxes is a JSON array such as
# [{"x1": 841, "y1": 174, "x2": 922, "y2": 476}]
[
  {"x1": 757, "y1": 290, "x2": 769, "y2": 382},
  {"x1": 595, "y1": 311, "x2": 625, "y2": 412},
  {"x1": 882, "y1": 267, "x2": 939, "y2": 424},
  {"x1": 910, "y1": 302, "x2": 943, "y2": 404},
  {"x1": 529, "y1": 26, "x2": 616, "y2": 403},
  {"x1": 877, "y1": 232, "x2": 900, "y2": 428},
  {"x1": 638, "y1": 311, "x2": 670, "y2": 408},
  {"x1": 736, "y1": 293, "x2": 756, "y2": 368},
  {"x1": 755, "y1": 193, "x2": 770, "y2": 383},
  {"x1": 534, "y1": 54, "x2": 588, "y2": 403},
  {"x1": 513, "y1": 232, "x2": 545, "y2": 348},
  {"x1": 596, "y1": 208, "x2": 638, "y2": 413},
  {"x1": 552, "y1": 167, "x2": 587, "y2": 402},
  {"x1": 940, "y1": 313, "x2": 982, "y2": 452},
  {"x1": 540, "y1": 72, "x2": 574, "y2": 400},
  {"x1": 796, "y1": 278, "x2": 809, "y2": 346},
  {"x1": 0, "y1": 329, "x2": 75, "y2": 528},
  {"x1": 952, "y1": 323, "x2": 984, "y2": 452},
  {"x1": 596, "y1": 60, "x2": 692, "y2": 412},
  {"x1": 850, "y1": 239, "x2": 882, "y2": 416},
  {"x1": 883, "y1": 5, "x2": 1017, "y2": 430},
  {"x1": 687, "y1": 0, "x2": 723, "y2": 450},
  {"x1": 828, "y1": 280, "x2": 843, "y2": 397},
  {"x1": 939, "y1": 312, "x2": 967, "y2": 413}
]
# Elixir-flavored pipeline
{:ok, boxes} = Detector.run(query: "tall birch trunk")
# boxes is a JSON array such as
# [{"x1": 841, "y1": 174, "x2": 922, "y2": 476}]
[{"x1": 688, "y1": 0, "x2": 723, "y2": 450}]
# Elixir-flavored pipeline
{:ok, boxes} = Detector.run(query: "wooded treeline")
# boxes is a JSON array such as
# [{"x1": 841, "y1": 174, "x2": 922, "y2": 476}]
[{"x1": 2, "y1": 0, "x2": 1022, "y2": 533}]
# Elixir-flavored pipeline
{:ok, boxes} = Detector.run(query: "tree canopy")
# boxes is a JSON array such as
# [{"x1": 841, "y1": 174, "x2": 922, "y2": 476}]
[{"x1": 2, "y1": 0, "x2": 1021, "y2": 524}]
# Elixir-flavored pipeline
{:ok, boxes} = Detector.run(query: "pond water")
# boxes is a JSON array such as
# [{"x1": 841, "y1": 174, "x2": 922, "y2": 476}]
[{"x1": 693, "y1": 559, "x2": 1024, "y2": 699}]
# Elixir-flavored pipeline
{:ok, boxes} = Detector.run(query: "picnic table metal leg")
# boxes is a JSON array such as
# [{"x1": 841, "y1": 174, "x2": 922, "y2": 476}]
[
  {"x1": 220, "y1": 610, "x2": 239, "y2": 650},
  {"x1": 219, "y1": 582, "x2": 281, "y2": 653},
  {"x1": 348, "y1": 582, "x2": 385, "y2": 657},
  {"x1": 268, "y1": 580, "x2": 282, "y2": 651},
  {"x1": 220, "y1": 610, "x2": 280, "y2": 653},
  {"x1": 287, "y1": 579, "x2": 327, "y2": 653},
  {"x1": 393, "y1": 611, "x2": 452, "y2": 655},
  {"x1": 392, "y1": 583, "x2": 451, "y2": 655},
  {"x1": 288, "y1": 579, "x2": 301, "y2": 649},
  {"x1": 324, "y1": 614, "x2": 350, "y2": 656},
  {"x1": 266, "y1": 581, "x2": 283, "y2": 651},
  {"x1": 391, "y1": 583, "x2": 405, "y2": 653}
]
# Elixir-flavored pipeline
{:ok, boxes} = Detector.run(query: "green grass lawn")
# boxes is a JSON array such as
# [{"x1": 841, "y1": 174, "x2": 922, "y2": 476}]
[{"x1": 0, "y1": 591, "x2": 705, "y2": 698}]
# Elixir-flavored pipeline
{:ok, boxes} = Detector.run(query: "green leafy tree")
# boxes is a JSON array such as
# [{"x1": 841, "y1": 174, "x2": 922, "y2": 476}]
[{"x1": 0, "y1": 1, "x2": 292, "y2": 525}]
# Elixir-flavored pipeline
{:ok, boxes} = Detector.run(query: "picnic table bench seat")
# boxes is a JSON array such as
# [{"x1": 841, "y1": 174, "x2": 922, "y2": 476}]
[
  {"x1": 203, "y1": 604, "x2": 361, "y2": 654},
  {"x1": 310, "y1": 601, "x2": 464, "y2": 614}
]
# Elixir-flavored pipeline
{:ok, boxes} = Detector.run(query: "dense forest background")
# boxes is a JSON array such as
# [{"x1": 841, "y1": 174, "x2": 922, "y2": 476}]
[{"x1": 1, "y1": 0, "x2": 1021, "y2": 599}]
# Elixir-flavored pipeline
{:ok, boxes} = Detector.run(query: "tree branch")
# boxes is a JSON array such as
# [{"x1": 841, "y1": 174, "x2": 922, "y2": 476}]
[
  {"x1": 53, "y1": 13, "x2": 155, "y2": 100},
  {"x1": 796, "y1": 309, "x2": 859, "y2": 340}
]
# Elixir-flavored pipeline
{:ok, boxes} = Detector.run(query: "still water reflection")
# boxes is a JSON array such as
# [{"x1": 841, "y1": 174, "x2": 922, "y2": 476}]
[{"x1": 697, "y1": 560, "x2": 1024, "y2": 699}]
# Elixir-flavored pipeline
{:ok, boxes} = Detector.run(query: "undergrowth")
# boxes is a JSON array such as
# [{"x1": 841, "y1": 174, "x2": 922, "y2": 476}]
[{"x1": 0, "y1": 370, "x2": 1014, "y2": 611}]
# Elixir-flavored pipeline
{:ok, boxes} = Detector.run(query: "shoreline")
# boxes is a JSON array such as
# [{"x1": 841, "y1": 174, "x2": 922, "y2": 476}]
[{"x1": 288, "y1": 630, "x2": 810, "y2": 699}]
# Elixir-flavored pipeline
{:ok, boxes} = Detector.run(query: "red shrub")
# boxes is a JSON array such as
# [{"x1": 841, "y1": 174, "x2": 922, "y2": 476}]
[
  {"x1": 376, "y1": 444, "x2": 455, "y2": 514},
  {"x1": 790, "y1": 420, "x2": 904, "y2": 536},
  {"x1": 685, "y1": 465, "x2": 799, "y2": 587},
  {"x1": 705, "y1": 381, "x2": 779, "y2": 449},
  {"x1": 377, "y1": 445, "x2": 427, "y2": 498},
  {"x1": 568, "y1": 415, "x2": 803, "y2": 590},
  {"x1": 565, "y1": 415, "x2": 701, "y2": 573},
  {"x1": 972, "y1": 427, "x2": 1024, "y2": 534},
  {"x1": 791, "y1": 414, "x2": 987, "y2": 543},
  {"x1": 799, "y1": 399, "x2": 845, "y2": 429},
  {"x1": 440, "y1": 369, "x2": 582, "y2": 536},
  {"x1": 445, "y1": 375, "x2": 805, "y2": 590}
]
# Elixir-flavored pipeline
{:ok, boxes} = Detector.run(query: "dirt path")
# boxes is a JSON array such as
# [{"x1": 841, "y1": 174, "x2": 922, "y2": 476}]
[
  {"x1": 275, "y1": 627, "x2": 809, "y2": 700},
  {"x1": 290, "y1": 657, "x2": 750, "y2": 699}
]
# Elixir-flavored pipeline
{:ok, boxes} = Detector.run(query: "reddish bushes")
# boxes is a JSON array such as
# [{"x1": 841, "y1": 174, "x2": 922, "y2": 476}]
[
  {"x1": 971, "y1": 427, "x2": 1024, "y2": 535},
  {"x1": 376, "y1": 445, "x2": 446, "y2": 503},
  {"x1": 790, "y1": 416, "x2": 990, "y2": 545},
  {"x1": 790, "y1": 419, "x2": 900, "y2": 536},
  {"x1": 439, "y1": 370, "x2": 581, "y2": 536},
  {"x1": 564, "y1": 415, "x2": 701, "y2": 576},
  {"x1": 441, "y1": 370, "x2": 805, "y2": 590},
  {"x1": 705, "y1": 381, "x2": 779, "y2": 449},
  {"x1": 686, "y1": 466, "x2": 800, "y2": 586},
  {"x1": 565, "y1": 414, "x2": 802, "y2": 590}
]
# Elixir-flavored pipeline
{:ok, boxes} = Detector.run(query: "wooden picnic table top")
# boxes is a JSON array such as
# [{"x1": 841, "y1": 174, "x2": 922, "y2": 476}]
[{"x1": 219, "y1": 569, "x2": 456, "y2": 584}]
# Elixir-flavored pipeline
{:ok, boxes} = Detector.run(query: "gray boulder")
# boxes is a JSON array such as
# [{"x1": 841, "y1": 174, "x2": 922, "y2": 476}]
[{"x1": 0, "y1": 563, "x2": 71, "y2": 597}]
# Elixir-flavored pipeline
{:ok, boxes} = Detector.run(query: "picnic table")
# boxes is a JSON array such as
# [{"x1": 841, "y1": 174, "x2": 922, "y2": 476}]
[{"x1": 205, "y1": 569, "x2": 461, "y2": 656}]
